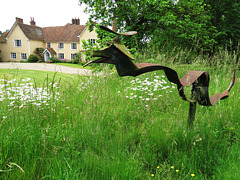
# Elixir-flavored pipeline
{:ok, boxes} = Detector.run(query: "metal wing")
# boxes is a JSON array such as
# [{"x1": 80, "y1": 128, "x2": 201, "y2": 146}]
[{"x1": 99, "y1": 25, "x2": 137, "y2": 36}]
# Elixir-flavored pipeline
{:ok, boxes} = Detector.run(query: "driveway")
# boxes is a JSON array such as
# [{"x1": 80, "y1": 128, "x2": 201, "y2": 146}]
[{"x1": 0, "y1": 62, "x2": 95, "y2": 76}]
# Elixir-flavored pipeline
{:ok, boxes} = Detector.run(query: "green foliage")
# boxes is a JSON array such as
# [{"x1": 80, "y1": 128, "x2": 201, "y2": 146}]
[
  {"x1": 27, "y1": 54, "x2": 38, "y2": 63},
  {"x1": 204, "y1": 0, "x2": 240, "y2": 50},
  {"x1": 34, "y1": 47, "x2": 44, "y2": 60},
  {"x1": 71, "y1": 58, "x2": 79, "y2": 64},
  {"x1": 82, "y1": 24, "x2": 118, "y2": 70},
  {"x1": 0, "y1": 50, "x2": 2, "y2": 62},
  {"x1": 79, "y1": 0, "x2": 240, "y2": 53},
  {"x1": 49, "y1": 57, "x2": 59, "y2": 63},
  {"x1": 82, "y1": 39, "x2": 100, "y2": 62},
  {"x1": 72, "y1": 51, "x2": 82, "y2": 64}
]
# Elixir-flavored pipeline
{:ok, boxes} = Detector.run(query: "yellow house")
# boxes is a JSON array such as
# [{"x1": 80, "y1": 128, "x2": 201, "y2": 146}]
[{"x1": 0, "y1": 17, "x2": 98, "y2": 62}]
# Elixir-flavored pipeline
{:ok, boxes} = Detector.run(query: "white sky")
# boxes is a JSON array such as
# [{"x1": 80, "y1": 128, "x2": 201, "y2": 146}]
[{"x1": 0, "y1": 0, "x2": 89, "y2": 32}]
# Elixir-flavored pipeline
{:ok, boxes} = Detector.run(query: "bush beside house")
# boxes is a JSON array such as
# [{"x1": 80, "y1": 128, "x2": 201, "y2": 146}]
[
  {"x1": 0, "y1": 50, "x2": 2, "y2": 62},
  {"x1": 27, "y1": 55, "x2": 38, "y2": 62}
]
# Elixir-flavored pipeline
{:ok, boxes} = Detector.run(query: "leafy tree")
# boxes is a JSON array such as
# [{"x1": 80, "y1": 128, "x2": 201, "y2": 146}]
[
  {"x1": 82, "y1": 24, "x2": 116, "y2": 62},
  {"x1": 204, "y1": 0, "x2": 240, "y2": 50},
  {"x1": 79, "y1": 0, "x2": 239, "y2": 53}
]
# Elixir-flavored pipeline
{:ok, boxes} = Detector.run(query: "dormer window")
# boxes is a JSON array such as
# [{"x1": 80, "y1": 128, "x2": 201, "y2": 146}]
[
  {"x1": 14, "y1": 39, "x2": 22, "y2": 47},
  {"x1": 58, "y1": 42, "x2": 64, "y2": 49}
]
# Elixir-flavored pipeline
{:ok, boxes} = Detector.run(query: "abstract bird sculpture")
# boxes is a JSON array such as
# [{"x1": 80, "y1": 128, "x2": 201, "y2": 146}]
[{"x1": 84, "y1": 25, "x2": 235, "y2": 127}]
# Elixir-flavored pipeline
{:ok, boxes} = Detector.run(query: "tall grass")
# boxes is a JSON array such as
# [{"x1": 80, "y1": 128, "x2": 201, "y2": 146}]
[
  {"x1": 135, "y1": 43, "x2": 239, "y2": 69},
  {"x1": 0, "y1": 48, "x2": 239, "y2": 179}
]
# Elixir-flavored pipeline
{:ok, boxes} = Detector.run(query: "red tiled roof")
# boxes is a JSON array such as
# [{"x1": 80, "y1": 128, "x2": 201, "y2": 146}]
[
  {"x1": 11, "y1": 22, "x2": 87, "y2": 43},
  {"x1": 43, "y1": 24, "x2": 86, "y2": 42},
  {"x1": 17, "y1": 22, "x2": 44, "y2": 41},
  {"x1": 0, "y1": 32, "x2": 8, "y2": 43}
]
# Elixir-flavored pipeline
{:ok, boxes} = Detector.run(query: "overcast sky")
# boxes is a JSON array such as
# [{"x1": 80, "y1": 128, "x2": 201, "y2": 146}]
[{"x1": 0, "y1": 0, "x2": 89, "y2": 32}]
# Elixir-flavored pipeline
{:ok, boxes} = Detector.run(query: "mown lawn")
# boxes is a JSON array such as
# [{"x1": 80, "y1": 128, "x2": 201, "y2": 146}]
[
  {"x1": 0, "y1": 69, "x2": 81, "y2": 86},
  {"x1": 0, "y1": 64, "x2": 239, "y2": 179},
  {"x1": 54, "y1": 63, "x2": 92, "y2": 70}
]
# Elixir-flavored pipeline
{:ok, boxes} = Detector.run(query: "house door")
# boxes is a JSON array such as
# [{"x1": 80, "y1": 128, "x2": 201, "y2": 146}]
[{"x1": 44, "y1": 52, "x2": 50, "y2": 62}]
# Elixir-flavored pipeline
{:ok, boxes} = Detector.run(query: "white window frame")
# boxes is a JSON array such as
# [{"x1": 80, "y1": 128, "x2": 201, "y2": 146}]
[
  {"x1": 71, "y1": 53, "x2": 76, "y2": 60},
  {"x1": 14, "y1": 39, "x2": 22, "y2": 47},
  {"x1": 58, "y1": 53, "x2": 64, "y2": 59},
  {"x1": 10, "y1": 52, "x2": 17, "y2": 59},
  {"x1": 47, "y1": 42, "x2": 51, "y2": 48},
  {"x1": 71, "y1": 43, "x2": 77, "y2": 50},
  {"x1": 89, "y1": 39, "x2": 96, "y2": 46},
  {"x1": 58, "y1": 42, "x2": 64, "y2": 49},
  {"x1": 21, "y1": 53, "x2": 27, "y2": 60}
]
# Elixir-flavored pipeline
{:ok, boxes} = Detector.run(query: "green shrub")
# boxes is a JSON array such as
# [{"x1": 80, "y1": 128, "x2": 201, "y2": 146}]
[
  {"x1": 71, "y1": 58, "x2": 79, "y2": 64},
  {"x1": 49, "y1": 57, "x2": 59, "y2": 63},
  {"x1": 34, "y1": 47, "x2": 44, "y2": 60},
  {"x1": 71, "y1": 52, "x2": 82, "y2": 64},
  {"x1": 27, "y1": 54, "x2": 38, "y2": 62},
  {"x1": 0, "y1": 50, "x2": 2, "y2": 62},
  {"x1": 20, "y1": 60, "x2": 28, "y2": 63},
  {"x1": 60, "y1": 60, "x2": 68, "y2": 63},
  {"x1": 38, "y1": 59, "x2": 44, "y2": 63}
]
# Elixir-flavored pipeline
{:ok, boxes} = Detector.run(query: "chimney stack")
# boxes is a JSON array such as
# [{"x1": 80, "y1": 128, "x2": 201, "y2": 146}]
[
  {"x1": 72, "y1": 18, "x2": 76, "y2": 25},
  {"x1": 72, "y1": 18, "x2": 80, "y2": 25},
  {"x1": 76, "y1": 18, "x2": 80, "y2": 25},
  {"x1": 16, "y1": 17, "x2": 23, "y2": 23},
  {"x1": 30, "y1": 17, "x2": 36, "y2": 26}
]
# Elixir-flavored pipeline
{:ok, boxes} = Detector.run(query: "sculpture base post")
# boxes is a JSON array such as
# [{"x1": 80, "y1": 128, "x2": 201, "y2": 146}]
[{"x1": 188, "y1": 101, "x2": 197, "y2": 129}]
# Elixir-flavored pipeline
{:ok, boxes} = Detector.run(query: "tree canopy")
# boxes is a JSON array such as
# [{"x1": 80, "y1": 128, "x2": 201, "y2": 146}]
[{"x1": 79, "y1": 0, "x2": 240, "y2": 53}]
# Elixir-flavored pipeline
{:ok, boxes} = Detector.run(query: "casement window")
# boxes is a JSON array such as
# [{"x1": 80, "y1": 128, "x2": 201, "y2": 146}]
[
  {"x1": 58, "y1": 42, "x2": 64, "y2": 49},
  {"x1": 47, "y1": 42, "x2": 51, "y2": 48},
  {"x1": 10, "y1": 53, "x2": 17, "y2": 59},
  {"x1": 71, "y1": 43, "x2": 77, "y2": 50},
  {"x1": 71, "y1": 53, "x2": 76, "y2": 60},
  {"x1": 21, "y1": 53, "x2": 27, "y2": 60},
  {"x1": 14, "y1": 39, "x2": 22, "y2": 47},
  {"x1": 58, "y1": 53, "x2": 64, "y2": 59},
  {"x1": 89, "y1": 39, "x2": 96, "y2": 46}
]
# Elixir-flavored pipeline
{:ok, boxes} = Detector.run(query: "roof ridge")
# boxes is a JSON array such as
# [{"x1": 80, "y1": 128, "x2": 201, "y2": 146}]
[
  {"x1": 17, "y1": 22, "x2": 42, "y2": 28},
  {"x1": 0, "y1": 32, "x2": 8, "y2": 43},
  {"x1": 42, "y1": 24, "x2": 87, "y2": 42},
  {"x1": 4, "y1": 21, "x2": 88, "y2": 43}
]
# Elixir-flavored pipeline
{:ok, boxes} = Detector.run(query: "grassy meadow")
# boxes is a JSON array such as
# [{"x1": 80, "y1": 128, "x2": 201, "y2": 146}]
[{"x1": 0, "y1": 50, "x2": 239, "y2": 179}]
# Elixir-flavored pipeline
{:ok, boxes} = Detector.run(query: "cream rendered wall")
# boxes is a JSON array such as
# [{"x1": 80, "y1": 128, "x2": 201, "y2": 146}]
[
  {"x1": 79, "y1": 26, "x2": 98, "y2": 49},
  {"x1": 0, "y1": 43, "x2": 5, "y2": 61},
  {"x1": 79, "y1": 27, "x2": 98, "y2": 62},
  {"x1": 1, "y1": 24, "x2": 29, "y2": 62},
  {"x1": 44, "y1": 42, "x2": 79, "y2": 60},
  {"x1": 30, "y1": 40, "x2": 44, "y2": 58}
]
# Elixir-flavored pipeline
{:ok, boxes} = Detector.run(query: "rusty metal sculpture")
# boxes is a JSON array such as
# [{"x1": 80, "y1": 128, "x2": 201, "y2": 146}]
[{"x1": 84, "y1": 25, "x2": 235, "y2": 127}]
